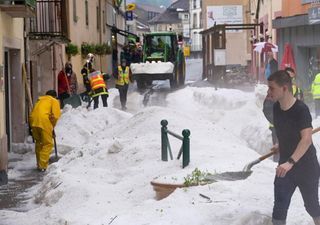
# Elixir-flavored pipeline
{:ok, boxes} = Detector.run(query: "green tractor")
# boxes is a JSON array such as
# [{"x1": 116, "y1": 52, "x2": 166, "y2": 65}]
[{"x1": 130, "y1": 32, "x2": 186, "y2": 89}]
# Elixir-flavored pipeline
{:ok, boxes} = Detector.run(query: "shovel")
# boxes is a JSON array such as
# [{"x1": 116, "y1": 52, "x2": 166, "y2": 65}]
[
  {"x1": 49, "y1": 130, "x2": 60, "y2": 163},
  {"x1": 205, "y1": 127, "x2": 320, "y2": 182},
  {"x1": 243, "y1": 126, "x2": 320, "y2": 172}
]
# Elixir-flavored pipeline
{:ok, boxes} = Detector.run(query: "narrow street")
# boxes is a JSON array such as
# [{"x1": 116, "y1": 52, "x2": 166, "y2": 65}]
[
  {"x1": 0, "y1": 58, "x2": 203, "y2": 211},
  {"x1": 1, "y1": 1, "x2": 320, "y2": 224}
]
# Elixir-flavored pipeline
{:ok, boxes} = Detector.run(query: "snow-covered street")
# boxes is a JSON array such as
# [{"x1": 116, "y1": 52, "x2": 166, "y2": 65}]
[{"x1": 1, "y1": 59, "x2": 320, "y2": 225}]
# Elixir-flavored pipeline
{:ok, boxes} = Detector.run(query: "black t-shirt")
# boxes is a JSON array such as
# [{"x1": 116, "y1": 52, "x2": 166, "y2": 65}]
[{"x1": 273, "y1": 100, "x2": 318, "y2": 167}]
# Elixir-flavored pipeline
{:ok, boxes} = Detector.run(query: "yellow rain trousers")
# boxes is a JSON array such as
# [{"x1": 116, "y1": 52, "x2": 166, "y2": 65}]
[
  {"x1": 32, "y1": 127, "x2": 54, "y2": 169},
  {"x1": 30, "y1": 95, "x2": 61, "y2": 169}
]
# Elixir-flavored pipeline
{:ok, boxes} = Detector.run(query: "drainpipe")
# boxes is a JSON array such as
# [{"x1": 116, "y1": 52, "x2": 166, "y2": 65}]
[
  {"x1": 255, "y1": 0, "x2": 261, "y2": 23},
  {"x1": 52, "y1": 44, "x2": 57, "y2": 92},
  {"x1": 99, "y1": 0, "x2": 102, "y2": 71},
  {"x1": 99, "y1": 0, "x2": 102, "y2": 44}
]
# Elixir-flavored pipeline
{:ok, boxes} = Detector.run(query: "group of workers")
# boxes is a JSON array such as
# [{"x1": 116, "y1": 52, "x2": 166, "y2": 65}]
[{"x1": 29, "y1": 53, "x2": 133, "y2": 172}]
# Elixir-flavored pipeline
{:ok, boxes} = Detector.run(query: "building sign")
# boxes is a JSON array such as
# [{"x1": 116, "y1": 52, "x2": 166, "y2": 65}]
[
  {"x1": 126, "y1": 3, "x2": 136, "y2": 11},
  {"x1": 214, "y1": 49, "x2": 226, "y2": 66},
  {"x1": 301, "y1": 0, "x2": 320, "y2": 4},
  {"x1": 207, "y1": 5, "x2": 243, "y2": 29},
  {"x1": 309, "y1": 6, "x2": 320, "y2": 24},
  {"x1": 126, "y1": 11, "x2": 133, "y2": 21}
]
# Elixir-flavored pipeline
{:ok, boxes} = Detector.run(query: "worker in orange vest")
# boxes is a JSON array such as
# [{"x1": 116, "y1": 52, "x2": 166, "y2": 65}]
[
  {"x1": 82, "y1": 53, "x2": 110, "y2": 109},
  {"x1": 88, "y1": 68, "x2": 110, "y2": 109}
]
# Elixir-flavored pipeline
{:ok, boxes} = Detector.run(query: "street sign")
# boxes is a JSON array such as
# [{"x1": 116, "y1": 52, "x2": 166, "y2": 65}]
[
  {"x1": 308, "y1": 6, "x2": 320, "y2": 24},
  {"x1": 126, "y1": 11, "x2": 133, "y2": 21},
  {"x1": 126, "y1": 3, "x2": 136, "y2": 11}
]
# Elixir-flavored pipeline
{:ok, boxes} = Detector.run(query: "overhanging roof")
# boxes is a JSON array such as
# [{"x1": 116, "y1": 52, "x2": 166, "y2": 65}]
[{"x1": 272, "y1": 14, "x2": 309, "y2": 29}]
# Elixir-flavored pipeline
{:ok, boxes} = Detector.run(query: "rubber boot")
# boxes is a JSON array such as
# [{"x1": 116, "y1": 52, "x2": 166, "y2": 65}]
[
  {"x1": 272, "y1": 219, "x2": 286, "y2": 225},
  {"x1": 313, "y1": 217, "x2": 320, "y2": 225}
]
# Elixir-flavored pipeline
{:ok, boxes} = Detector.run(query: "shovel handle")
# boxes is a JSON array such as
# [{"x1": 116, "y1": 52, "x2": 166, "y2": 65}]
[
  {"x1": 312, "y1": 127, "x2": 320, "y2": 134},
  {"x1": 244, "y1": 127, "x2": 320, "y2": 171},
  {"x1": 259, "y1": 127, "x2": 320, "y2": 161},
  {"x1": 259, "y1": 147, "x2": 278, "y2": 161}
]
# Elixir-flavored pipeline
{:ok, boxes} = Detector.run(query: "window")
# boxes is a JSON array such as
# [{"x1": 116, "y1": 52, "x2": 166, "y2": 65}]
[
  {"x1": 193, "y1": 13, "x2": 197, "y2": 28},
  {"x1": 97, "y1": 6, "x2": 100, "y2": 30},
  {"x1": 73, "y1": 0, "x2": 77, "y2": 23},
  {"x1": 200, "y1": 12, "x2": 203, "y2": 28},
  {"x1": 200, "y1": 0, "x2": 202, "y2": 8},
  {"x1": 184, "y1": 14, "x2": 189, "y2": 19},
  {"x1": 193, "y1": 0, "x2": 196, "y2": 9},
  {"x1": 85, "y1": 0, "x2": 89, "y2": 26}
]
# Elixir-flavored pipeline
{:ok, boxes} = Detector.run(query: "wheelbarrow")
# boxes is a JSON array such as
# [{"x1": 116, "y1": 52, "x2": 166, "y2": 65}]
[{"x1": 205, "y1": 127, "x2": 320, "y2": 182}]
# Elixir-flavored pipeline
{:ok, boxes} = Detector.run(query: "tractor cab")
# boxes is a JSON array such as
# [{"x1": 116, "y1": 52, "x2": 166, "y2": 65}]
[{"x1": 143, "y1": 32, "x2": 177, "y2": 62}]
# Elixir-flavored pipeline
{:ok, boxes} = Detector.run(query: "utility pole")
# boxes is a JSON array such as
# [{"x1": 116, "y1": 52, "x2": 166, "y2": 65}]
[{"x1": 124, "y1": 0, "x2": 127, "y2": 37}]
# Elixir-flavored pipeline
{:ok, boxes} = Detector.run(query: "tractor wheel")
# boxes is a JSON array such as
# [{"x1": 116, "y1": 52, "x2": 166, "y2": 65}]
[
  {"x1": 136, "y1": 79, "x2": 146, "y2": 90},
  {"x1": 170, "y1": 68, "x2": 178, "y2": 89},
  {"x1": 179, "y1": 58, "x2": 186, "y2": 86},
  {"x1": 146, "y1": 79, "x2": 153, "y2": 86}
]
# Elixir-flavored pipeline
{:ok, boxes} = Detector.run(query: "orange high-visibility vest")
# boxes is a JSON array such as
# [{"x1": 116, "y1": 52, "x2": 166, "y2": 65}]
[{"x1": 89, "y1": 71, "x2": 106, "y2": 90}]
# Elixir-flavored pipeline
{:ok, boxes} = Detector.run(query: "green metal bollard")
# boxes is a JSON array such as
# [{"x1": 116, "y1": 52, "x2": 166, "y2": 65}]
[
  {"x1": 161, "y1": 120, "x2": 168, "y2": 161},
  {"x1": 182, "y1": 129, "x2": 190, "y2": 168}
]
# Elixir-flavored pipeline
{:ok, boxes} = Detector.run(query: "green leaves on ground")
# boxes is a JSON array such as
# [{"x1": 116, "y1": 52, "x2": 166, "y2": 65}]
[{"x1": 184, "y1": 168, "x2": 214, "y2": 186}]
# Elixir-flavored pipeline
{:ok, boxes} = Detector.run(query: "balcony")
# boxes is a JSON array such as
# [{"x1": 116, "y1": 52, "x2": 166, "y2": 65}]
[
  {"x1": 28, "y1": 0, "x2": 68, "y2": 42},
  {"x1": 0, "y1": 0, "x2": 36, "y2": 17}
]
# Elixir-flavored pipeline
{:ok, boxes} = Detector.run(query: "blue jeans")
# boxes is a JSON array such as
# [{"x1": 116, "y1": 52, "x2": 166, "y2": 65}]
[{"x1": 272, "y1": 170, "x2": 320, "y2": 220}]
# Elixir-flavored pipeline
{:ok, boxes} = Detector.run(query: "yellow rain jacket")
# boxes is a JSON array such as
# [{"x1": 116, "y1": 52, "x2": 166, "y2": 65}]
[
  {"x1": 30, "y1": 95, "x2": 61, "y2": 133},
  {"x1": 30, "y1": 95, "x2": 61, "y2": 169}
]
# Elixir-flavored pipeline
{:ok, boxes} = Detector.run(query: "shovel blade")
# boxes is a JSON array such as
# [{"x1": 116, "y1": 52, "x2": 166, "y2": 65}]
[
  {"x1": 49, "y1": 156, "x2": 61, "y2": 164},
  {"x1": 205, "y1": 171, "x2": 252, "y2": 181}
]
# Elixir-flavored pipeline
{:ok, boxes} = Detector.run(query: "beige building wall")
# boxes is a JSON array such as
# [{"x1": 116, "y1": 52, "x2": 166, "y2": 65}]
[
  {"x1": 202, "y1": 0, "x2": 251, "y2": 65},
  {"x1": 250, "y1": 0, "x2": 282, "y2": 44},
  {"x1": 67, "y1": 0, "x2": 113, "y2": 92},
  {"x1": 29, "y1": 0, "x2": 115, "y2": 96},
  {"x1": 0, "y1": 11, "x2": 24, "y2": 172}
]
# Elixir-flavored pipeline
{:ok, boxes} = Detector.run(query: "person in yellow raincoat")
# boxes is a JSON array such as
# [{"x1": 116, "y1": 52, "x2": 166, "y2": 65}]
[{"x1": 29, "y1": 90, "x2": 61, "y2": 171}]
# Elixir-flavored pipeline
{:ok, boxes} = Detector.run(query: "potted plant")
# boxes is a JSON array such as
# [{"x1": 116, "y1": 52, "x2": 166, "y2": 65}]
[
  {"x1": 94, "y1": 43, "x2": 111, "y2": 70},
  {"x1": 65, "y1": 43, "x2": 79, "y2": 61},
  {"x1": 81, "y1": 43, "x2": 95, "y2": 59}
]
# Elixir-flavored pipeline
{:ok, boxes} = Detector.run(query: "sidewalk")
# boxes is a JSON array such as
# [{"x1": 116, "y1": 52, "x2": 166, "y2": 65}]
[{"x1": 0, "y1": 151, "x2": 43, "y2": 211}]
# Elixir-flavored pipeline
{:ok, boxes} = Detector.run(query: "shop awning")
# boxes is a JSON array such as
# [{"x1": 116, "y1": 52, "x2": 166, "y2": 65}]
[{"x1": 272, "y1": 14, "x2": 309, "y2": 29}]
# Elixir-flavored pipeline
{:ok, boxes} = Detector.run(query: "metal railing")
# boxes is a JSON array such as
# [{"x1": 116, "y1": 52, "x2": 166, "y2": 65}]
[
  {"x1": 161, "y1": 120, "x2": 190, "y2": 168},
  {"x1": 29, "y1": 0, "x2": 67, "y2": 39}
]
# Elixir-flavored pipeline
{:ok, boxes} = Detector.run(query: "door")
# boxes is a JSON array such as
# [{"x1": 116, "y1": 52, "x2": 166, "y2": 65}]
[{"x1": 4, "y1": 50, "x2": 11, "y2": 152}]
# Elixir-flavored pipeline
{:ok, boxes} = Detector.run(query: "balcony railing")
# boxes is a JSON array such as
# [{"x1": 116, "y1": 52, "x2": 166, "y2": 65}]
[
  {"x1": 28, "y1": 0, "x2": 68, "y2": 41},
  {"x1": 0, "y1": 0, "x2": 36, "y2": 17}
]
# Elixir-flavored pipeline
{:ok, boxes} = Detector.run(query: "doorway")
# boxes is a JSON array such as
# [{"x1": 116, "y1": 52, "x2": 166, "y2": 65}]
[{"x1": 4, "y1": 50, "x2": 11, "y2": 152}]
